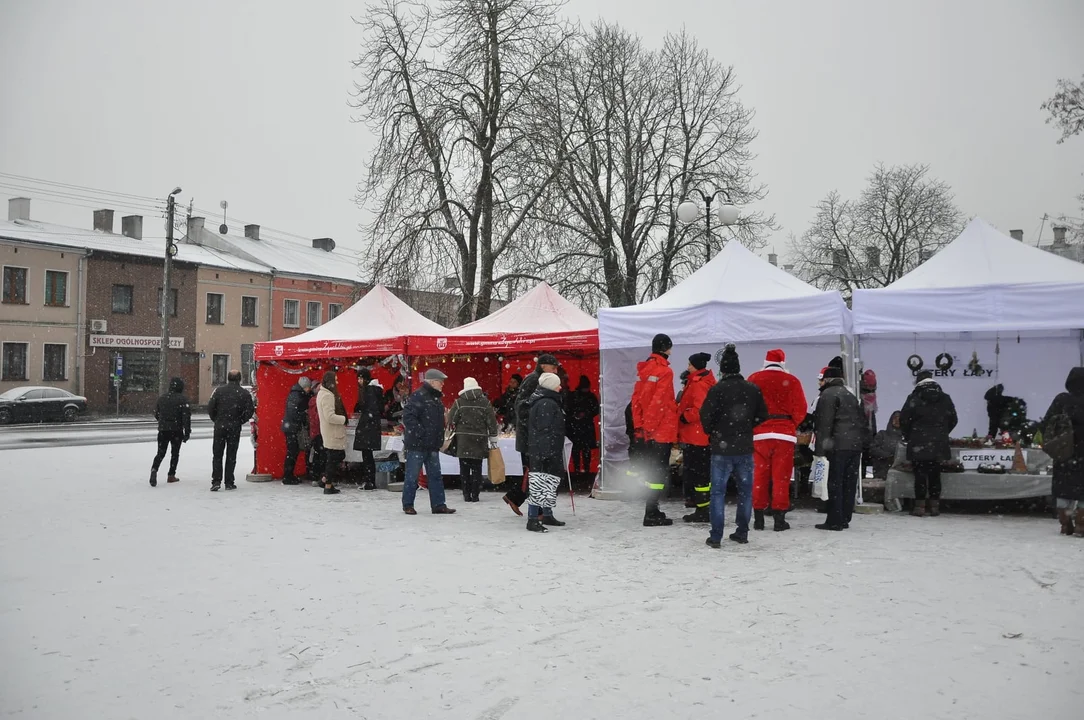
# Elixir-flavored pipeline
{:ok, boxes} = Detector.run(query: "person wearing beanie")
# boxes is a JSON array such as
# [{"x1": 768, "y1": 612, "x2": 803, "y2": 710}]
[
  {"x1": 280, "y1": 375, "x2": 315, "y2": 485},
  {"x1": 566, "y1": 375, "x2": 600, "y2": 478},
  {"x1": 631, "y1": 334, "x2": 680, "y2": 526},
  {"x1": 149, "y1": 376, "x2": 192, "y2": 487},
  {"x1": 505, "y1": 353, "x2": 561, "y2": 515},
  {"x1": 447, "y1": 377, "x2": 499, "y2": 502},
  {"x1": 402, "y1": 368, "x2": 456, "y2": 515},
  {"x1": 353, "y1": 367, "x2": 385, "y2": 490},
  {"x1": 525, "y1": 372, "x2": 567, "y2": 531},
  {"x1": 812, "y1": 364, "x2": 865, "y2": 530},
  {"x1": 699, "y1": 345, "x2": 769, "y2": 547},
  {"x1": 899, "y1": 370, "x2": 958, "y2": 518},
  {"x1": 747, "y1": 349, "x2": 808, "y2": 531},
  {"x1": 207, "y1": 370, "x2": 255, "y2": 491},
  {"x1": 677, "y1": 353, "x2": 716, "y2": 523}
]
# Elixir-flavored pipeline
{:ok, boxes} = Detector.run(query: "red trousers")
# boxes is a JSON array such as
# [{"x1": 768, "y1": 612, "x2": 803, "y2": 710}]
[{"x1": 753, "y1": 438, "x2": 795, "y2": 511}]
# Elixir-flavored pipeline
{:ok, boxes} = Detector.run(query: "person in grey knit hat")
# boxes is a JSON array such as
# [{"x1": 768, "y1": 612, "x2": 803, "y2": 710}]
[{"x1": 281, "y1": 375, "x2": 315, "y2": 485}]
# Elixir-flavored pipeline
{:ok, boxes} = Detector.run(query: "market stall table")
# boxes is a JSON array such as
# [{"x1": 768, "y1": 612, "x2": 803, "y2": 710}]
[{"x1": 884, "y1": 445, "x2": 1053, "y2": 505}]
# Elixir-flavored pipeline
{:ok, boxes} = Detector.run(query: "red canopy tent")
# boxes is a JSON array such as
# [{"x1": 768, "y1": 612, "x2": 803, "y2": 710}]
[{"x1": 251, "y1": 285, "x2": 448, "y2": 477}]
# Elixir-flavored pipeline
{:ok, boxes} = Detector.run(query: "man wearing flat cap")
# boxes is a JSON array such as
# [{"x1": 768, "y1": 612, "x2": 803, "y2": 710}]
[{"x1": 402, "y1": 368, "x2": 456, "y2": 515}]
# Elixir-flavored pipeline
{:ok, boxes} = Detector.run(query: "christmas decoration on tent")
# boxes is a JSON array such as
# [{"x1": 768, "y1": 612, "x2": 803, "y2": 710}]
[{"x1": 967, "y1": 351, "x2": 983, "y2": 375}]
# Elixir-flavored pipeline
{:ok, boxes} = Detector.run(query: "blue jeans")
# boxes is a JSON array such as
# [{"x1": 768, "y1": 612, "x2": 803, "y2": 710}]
[
  {"x1": 403, "y1": 450, "x2": 446, "y2": 510},
  {"x1": 709, "y1": 454, "x2": 754, "y2": 542}
]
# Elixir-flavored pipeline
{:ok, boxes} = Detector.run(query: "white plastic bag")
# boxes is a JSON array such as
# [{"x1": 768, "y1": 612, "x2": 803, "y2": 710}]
[{"x1": 811, "y1": 456, "x2": 830, "y2": 501}]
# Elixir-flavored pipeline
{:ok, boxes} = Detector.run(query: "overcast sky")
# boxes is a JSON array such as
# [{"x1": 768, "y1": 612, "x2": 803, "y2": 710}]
[{"x1": 1, "y1": 0, "x2": 1082, "y2": 261}]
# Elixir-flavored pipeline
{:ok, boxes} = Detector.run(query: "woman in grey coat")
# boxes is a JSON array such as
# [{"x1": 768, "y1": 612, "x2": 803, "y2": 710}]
[{"x1": 447, "y1": 377, "x2": 499, "y2": 502}]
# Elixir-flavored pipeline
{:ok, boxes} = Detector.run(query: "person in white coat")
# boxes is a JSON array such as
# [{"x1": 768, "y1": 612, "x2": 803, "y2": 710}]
[{"x1": 316, "y1": 370, "x2": 347, "y2": 495}]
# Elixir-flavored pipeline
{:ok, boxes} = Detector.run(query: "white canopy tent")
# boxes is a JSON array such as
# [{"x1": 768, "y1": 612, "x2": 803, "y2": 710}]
[
  {"x1": 597, "y1": 241, "x2": 852, "y2": 489},
  {"x1": 852, "y1": 218, "x2": 1084, "y2": 436}
]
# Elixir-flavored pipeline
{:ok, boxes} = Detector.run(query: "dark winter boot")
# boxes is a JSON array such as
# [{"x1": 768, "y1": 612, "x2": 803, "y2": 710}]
[
  {"x1": 643, "y1": 505, "x2": 674, "y2": 526},
  {"x1": 1058, "y1": 510, "x2": 1075, "y2": 536},
  {"x1": 753, "y1": 510, "x2": 766, "y2": 531},
  {"x1": 167, "y1": 475, "x2": 179, "y2": 484},
  {"x1": 526, "y1": 518, "x2": 548, "y2": 533},
  {"x1": 910, "y1": 498, "x2": 927, "y2": 517},
  {"x1": 210, "y1": 484, "x2": 220, "y2": 492},
  {"x1": 682, "y1": 507, "x2": 710, "y2": 523},
  {"x1": 541, "y1": 515, "x2": 565, "y2": 527},
  {"x1": 324, "y1": 485, "x2": 341, "y2": 495},
  {"x1": 363, "y1": 481, "x2": 376, "y2": 491},
  {"x1": 928, "y1": 498, "x2": 941, "y2": 517},
  {"x1": 728, "y1": 532, "x2": 748, "y2": 544},
  {"x1": 149, "y1": 469, "x2": 157, "y2": 487},
  {"x1": 772, "y1": 511, "x2": 791, "y2": 532}
]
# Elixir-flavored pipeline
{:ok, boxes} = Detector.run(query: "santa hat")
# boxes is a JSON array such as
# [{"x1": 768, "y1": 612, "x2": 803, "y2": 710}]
[
  {"x1": 764, "y1": 348, "x2": 786, "y2": 368},
  {"x1": 817, "y1": 366, "x2": 828, "y2": 380}
]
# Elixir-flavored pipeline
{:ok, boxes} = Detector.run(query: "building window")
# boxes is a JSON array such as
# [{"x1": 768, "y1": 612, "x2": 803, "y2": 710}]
[
  {"x1": 157, "y1": 288, "x2": 178, "y2": 317},
  {"x1": 212, "y1": 354, "x2": 229, "y2": 385},
  {"x1": 2, "y1": 342, "x2": 29, "y2": 380},
  {"x1": 2, "y1": 266, "x2": 28, "y2": 304},
  {"x1": 241, "y1": 344, "x2": 255, "y2": 385},
  {"x1": 43, "y1": 343, "x2": 67, "y2": 381},
  {"x1": 283, "y1": 299, "x2": 300, "y2": 328},
  {"x1": 112, "y1": 284, "x2": 133, "y2": 314},
  {"x1": 241, "y1": 296, "x2": 258, "y2": 327},
  {"x1": 119, "y1": 351, "x2": 158, "y2": 392},
  {"x1": 206, "y1": 293, "x2": 224, "y2": 325},
  {"x1": 328, "y1": 303, "x2": 344, "y2": 320},
  {"x1": 44, "y1": 270, "x2": 68, "y2": 307},
  {"x1": 306, "y1": 301, "x2": 322, "y2": 328}
]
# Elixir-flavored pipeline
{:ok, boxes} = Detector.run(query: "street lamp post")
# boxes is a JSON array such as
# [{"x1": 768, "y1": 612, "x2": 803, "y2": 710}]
[
  {"x1": 676, "y1": 188, "x2": 739, "y2": 264},
  {"x1": 158, "y1": 187, "x2": 182, "y2": 396}
]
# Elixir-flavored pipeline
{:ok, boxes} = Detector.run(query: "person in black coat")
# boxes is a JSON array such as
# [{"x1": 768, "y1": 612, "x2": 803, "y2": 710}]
[
  {"x1": 566, "y1": 375, "x2": 599, "y2": 475},
  {"x1": 870, "y1": 410, "x2": 903, "y2": 480},
  {"x1": 353, "y1": 368, "x2": 384, "y2": 490},
  {"x1": 813, "y1": 368, "x2": 866, "y2": 530},
  {"x1": 505, "y1": 353, "x2": 560, "y2": 514},
  {"x1": 207, "y1": 370, "x2": 255, "y2": 491},
  {"x1": 494, "y1": 374, "x2": 522, "y2": 431},
  {"x1": 150, "y1": 376, "x2": 192, "y2": 486},
  {"x1": 1042, "y1": 367, "x2": 1084, "y2": 536},
  {"x1": 899, "y1": 370, "x2": 959, "y2": 517},
  {"x1": 525, "y1": 372, "x2": 567, "y2": 532},
  {"x1": 280, "y1": 377, "x2": 312, "y2": 484},
  {"x1": 699, "y1": 346, "x2": 769, "y2": 546},
  {"x1": 401, "y1": 368, "x2": 455, "y2": 515}
]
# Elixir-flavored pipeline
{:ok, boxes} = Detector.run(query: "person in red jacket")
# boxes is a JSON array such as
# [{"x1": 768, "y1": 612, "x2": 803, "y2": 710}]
[
  {"x1": 747, "y1": 349, "x2": 808, "y2": 531},
  {"x1": 631, "y1": 333, "x2": 679, "y2": 526},
  {"x1": 678, "y1": 352, "x2": 716, "y2": 523}
]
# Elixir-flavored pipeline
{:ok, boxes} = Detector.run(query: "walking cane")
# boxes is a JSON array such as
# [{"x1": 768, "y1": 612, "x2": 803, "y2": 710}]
[{"x1": 567, "y1": 471, "x2": 576, "y2": 515}]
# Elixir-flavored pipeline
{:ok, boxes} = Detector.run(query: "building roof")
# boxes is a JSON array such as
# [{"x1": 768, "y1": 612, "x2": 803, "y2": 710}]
[
  {"x1": 0, "y1": 217, "x2": 269, "y2": 273},
  {"x1": 183, "y1": 219, "x2": 362, "y2": 284}
]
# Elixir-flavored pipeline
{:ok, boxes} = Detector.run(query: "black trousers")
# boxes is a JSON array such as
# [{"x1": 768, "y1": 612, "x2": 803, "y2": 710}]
[
  {"x1": 283, "y1": 432, "x2": 301, "y2": 480},
  {"x1": 570, "y1": 441, "x2": 592, "y2": 473},
  {"x1": 212, "y1": 427, "x2": 242, "y2": 486},
  {"x1": 826, "y1": 450, "x2": 861, "y2": 527},
  {"x1": 912, "y1": 460, "x2": 942, "y2": 500},
  {"x1": 683, "y1": 445, "x2": 711, "y2": 509},
  {"x1": 460, "y1": 457, "x2": 483, "y2": 499},
  {"x1": 307, "y1": 436, "x2": 325, "y2": 480},
  {"x1": 325, "y1": 449, "x2": 346, "y2": 486},
  {"x1": 152, "y1": 431, "x2": 184, "y2": 475},
  {"x1": 505, "y1": 452, "x2": 531, "y2": 506},
  {"x1": 644, "y1": 440, "x2": 672, "y2": 514},
  {"x1": 358, "y1": 449, "x2": 375, "y2": 486}
]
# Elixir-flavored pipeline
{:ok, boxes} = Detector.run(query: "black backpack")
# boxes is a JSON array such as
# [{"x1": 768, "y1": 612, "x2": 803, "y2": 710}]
[{"x1": 1043, "y1": 411, "x2": 1075, "y2": 463}]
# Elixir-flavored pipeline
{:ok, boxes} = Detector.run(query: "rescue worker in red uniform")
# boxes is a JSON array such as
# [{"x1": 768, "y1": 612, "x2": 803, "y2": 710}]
[
  {"x1": 747, "y1": 349, "x2": 808, "y2": 531},
  {"x1": 631, "y1": 333, "x2": 679, "y2": 526},
  {"x1": 677, "y1": 352, "x2": 716, "y2": 523}
]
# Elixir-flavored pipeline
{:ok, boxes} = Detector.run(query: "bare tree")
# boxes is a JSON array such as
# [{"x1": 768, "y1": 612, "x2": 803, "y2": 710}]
[
  {"x1": 526, "y1": 24, "x2": 770, "y2": 308},
  {"x1": 789, "y1": 163, "x2": 965, "y2": 292},
  {"x1": 352, "y1": 0, "x2": 572, "y2": 322},
  {"x1": 1042, "y1": 74, "x2": 1084, "y2": 144}
]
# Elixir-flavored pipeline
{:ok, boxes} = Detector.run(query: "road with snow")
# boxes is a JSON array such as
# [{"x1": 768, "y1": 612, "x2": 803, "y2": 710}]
[{"x1": 0, "y1": 416, "x2": 214, "y2": 450}]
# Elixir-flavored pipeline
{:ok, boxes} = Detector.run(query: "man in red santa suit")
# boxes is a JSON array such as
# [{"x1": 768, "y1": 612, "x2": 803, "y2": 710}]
[{"x1": 747, "y1": 349, "x2": 808, "y2": 531}]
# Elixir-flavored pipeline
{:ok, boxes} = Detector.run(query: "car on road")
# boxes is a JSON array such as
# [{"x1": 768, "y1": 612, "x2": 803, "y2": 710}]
[{"x1": 0, "y1": 387, "x2": 89, "y2": 424}]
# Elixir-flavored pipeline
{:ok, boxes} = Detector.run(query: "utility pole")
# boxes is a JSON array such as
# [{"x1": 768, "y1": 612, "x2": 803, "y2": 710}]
[{"x1": 158, "y1": 187, "x2": 183, "y2": 395}]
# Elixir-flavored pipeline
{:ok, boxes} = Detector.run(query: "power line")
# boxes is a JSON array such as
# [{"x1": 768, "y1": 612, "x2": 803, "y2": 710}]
[
  {"x1": 0, "y1": 183, "x2": 166, "y2": 215},
  {"x1": 0, "y1": 171, "x2": 163, "y2": 203}
]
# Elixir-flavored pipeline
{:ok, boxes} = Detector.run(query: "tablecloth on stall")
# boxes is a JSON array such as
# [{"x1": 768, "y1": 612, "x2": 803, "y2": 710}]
[{"x1": 885, "y1": 469, "x2": 1052, "y2": 502}]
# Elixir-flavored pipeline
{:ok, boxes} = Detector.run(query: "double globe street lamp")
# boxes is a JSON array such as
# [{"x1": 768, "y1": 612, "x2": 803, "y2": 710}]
[{"x1": 677, "y1": 188, "x2": 739, "y2": 265}]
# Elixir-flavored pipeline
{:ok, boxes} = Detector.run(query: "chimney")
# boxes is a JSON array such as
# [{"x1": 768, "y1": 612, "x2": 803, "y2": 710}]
[
  {"x1": 767, "y1": 253, "x2": 778, "y2": 266},
  {"x1": 187, "y1": 216, "x2": 206, "y2": 244},
  {"x1": 783, "y1": 264, "x2": 795, "y2": 273},
  {"x1": 93, "y1": 209, "x2": 115, "y2": 233},
  {"x1": 312, "y1": 237, "x2": 336, "y2": 252},
  {"x1": 244, "y1": 224, "x2": 260, "y2": 241},
  {"x1": 121, "y1": 215, "x2": 143, "y2": 240},
  {"x1": 7, "y1": 197, "x2": 30, "y2": 221},
  {"x1": 1009, "y1": 229, "x2": 1023, "y2": 241},
  {"x1": 1052, "y1": 226, "x2": 1068, "y2": 247}
]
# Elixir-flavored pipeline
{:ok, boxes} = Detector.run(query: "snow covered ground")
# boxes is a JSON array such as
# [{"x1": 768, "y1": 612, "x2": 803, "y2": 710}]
[{"x1": 2, "y1": 439, "x2": 1082, "y2": 719}]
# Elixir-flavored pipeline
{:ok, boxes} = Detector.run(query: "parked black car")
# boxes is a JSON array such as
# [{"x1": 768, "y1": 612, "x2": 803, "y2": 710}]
[{"x1": 0, "y1": 386, "x2": 89, "y2": 424}]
